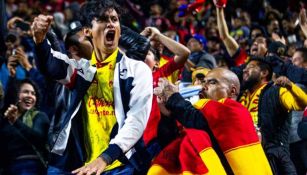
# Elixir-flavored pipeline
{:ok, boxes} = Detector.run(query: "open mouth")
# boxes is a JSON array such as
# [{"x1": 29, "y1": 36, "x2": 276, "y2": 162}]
[
  {"x1": 23, "y1": 98, "x2": 34, "y2": 107},
  {"x1": 106, "y1": 30, "x2": 115, "y2": 42},
  {"x1": 251, "y1": 46, "x2": 258, "y2": 53}
]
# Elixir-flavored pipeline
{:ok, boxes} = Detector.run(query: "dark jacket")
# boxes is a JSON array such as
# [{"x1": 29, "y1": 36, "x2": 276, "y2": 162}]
[
  {"x1": 258, "y1": 82, "x2": 291, "y2": 148},
  {"x1": 0, "y1": 111, "x2": 49, "y2": 161},
  {"x1": 255, "y1": 82, "x2": 297, "y2": 175}
]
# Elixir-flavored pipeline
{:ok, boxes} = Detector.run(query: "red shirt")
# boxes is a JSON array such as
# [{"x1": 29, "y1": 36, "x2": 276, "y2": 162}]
[
  {"x1": 143, "y1": 59, "x2": 184, "y2": 145},
  {"x1": 233, "y1": 48, "x2": 248, "y2": 66}
]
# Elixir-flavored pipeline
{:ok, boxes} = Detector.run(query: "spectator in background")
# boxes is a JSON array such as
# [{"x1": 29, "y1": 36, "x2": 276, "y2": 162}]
[
  {"x1": 146, "y1": 1, "x2": 171, "y2": 33},
  {"x1": 288, "y1": 47, "x2": 307, "y2": 175},
  {"x1": 0, "y1": 31, "x2": 27, "y2": 91},
  {"x1": 52, "y1": 12, "x2": 68, "y2": 40},
  {"x1": 181, "y1": 34, "x2": 216, "y2": 83},
  {"x1": 292, "y1": 47, "x2": 307, "y2": 69},
  {"x1": 0, "y1": 77, "x2": 49, "y2": 175},
  {"x1": 249, "y1": 25, "x2": 266, "y2": 45}
]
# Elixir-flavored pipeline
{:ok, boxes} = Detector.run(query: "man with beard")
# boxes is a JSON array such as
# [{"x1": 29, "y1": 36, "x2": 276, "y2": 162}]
[
  {"x1": 239, "y1": 58, "x2": 307, "y2": 175},
  {"x1": 154, "y1": 68, "x2": 272, "y2": 175}
]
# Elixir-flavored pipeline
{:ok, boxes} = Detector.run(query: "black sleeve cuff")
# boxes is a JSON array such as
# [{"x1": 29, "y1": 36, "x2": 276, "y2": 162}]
[
  {"x1": 99, "y1": 144, "x2": 123, "y2": 165},
  {"x1": 35, "y1": 38, "x2": 48, "y2": 47},
  {"x1": 166, "y1": 92, "x2": 185, "y2": 110}
]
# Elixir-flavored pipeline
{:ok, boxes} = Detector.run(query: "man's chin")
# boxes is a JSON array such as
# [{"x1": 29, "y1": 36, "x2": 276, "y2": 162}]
[
  {"x1": 105, "y1": 45, "x2": 117, "y2": 53},
  {"x1": 199, "y1": 92, "x2": 207, "y2": 99},
  {"x1": 242, "y1": 80, "x2": 255, "y2": 91}
]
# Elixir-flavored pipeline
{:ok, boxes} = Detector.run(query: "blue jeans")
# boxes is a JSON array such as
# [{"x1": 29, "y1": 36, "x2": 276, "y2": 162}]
[
  {"x1": 47, "y1": 164, "x2": 134, "y2": 175},
  {"x1": 5, "y1": 159, "x2": 46, "y2": 175},
  {"x1": 102, "y1": 164, "x2": 134, "y2": 175},
  {"x1": 47, "y1": 166, "x2": 72, "y2": 175}
]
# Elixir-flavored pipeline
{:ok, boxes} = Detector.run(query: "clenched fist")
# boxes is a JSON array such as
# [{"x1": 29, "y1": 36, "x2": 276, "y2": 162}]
[{"x1": 31, "y1": 15, "x2": 53, "y2": 44}]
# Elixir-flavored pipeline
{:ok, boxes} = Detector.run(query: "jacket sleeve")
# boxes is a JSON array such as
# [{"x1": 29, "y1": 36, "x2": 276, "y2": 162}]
[
  {"x1": 266, "y1": 56, "x2": 307, "y2": 84},
  {"x1": 35, "y1": 39, "x2": 94, "y2": 87},
  {"x1": 279, "y1": 83, "x2": 307, "y2": 111},
  {"x1": 284, "y1": 62, "x2": 307, "y2": 85},
  {"x1": 165, "y1": 93, "x2": 209, "y2": 130},
  {"x1": 104, "y1": 61, "x2": 153, "y2": 163}
]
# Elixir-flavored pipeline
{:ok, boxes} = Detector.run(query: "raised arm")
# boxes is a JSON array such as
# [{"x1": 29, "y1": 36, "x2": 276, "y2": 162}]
[
  {"x1": 275, "y1": 76, "x2": 307, "y2": 111},
  {"x1": 141, "y1": 27, "x2": 190, "y2": 65},
  {"x1": 31, "y1": 15, "x2": 95, "y2": 87},
  {"x1": 216, "y1": 7, "x2": 239, "y2": 57}
]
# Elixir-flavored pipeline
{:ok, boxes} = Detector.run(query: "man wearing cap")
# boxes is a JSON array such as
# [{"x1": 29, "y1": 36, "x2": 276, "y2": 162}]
[{"x1": 181, "y1": 34, "x2": 216, "y2": 83}]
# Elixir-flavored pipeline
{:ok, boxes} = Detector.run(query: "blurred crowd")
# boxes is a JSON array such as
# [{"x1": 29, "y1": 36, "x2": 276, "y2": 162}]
[{"x1": 0, "y1": 0, "x2": 307, "y2": 175}]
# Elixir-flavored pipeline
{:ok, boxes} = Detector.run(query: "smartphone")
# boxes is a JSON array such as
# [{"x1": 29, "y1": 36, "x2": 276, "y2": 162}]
[
  {"x1": 12, "y1": 48, "x2": 16, "y2": 56},
  {"x1": 15, "y1": 21, "x2": 30, "y2": 31}
]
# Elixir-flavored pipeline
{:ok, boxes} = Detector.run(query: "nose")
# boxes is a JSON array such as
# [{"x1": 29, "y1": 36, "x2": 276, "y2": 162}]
[
  {"x1": 243, "y1": 67, "x2": 248, "y2": 73},
  {"x1": 201, "y1": 82, "x2": 208, "y2": 91},
  {"x1": 107, "y1": 22, "x2": 113, "y2": 28},
  {"x1": 106, "y1": 18, "x2": 115, "y2": 28}
]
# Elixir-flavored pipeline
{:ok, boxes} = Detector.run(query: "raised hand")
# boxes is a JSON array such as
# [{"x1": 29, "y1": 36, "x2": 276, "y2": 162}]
[
  {"x1": 271, "y1": 32, "x2": 286, "y2": 45},
  {"x1": 4, "y1": 104, "x2": 19, "y2": 124},
  {"x1": 213, "y1": 0, "x2": 228, "y2": 8},
  {"x1": 140, "y1": 27, "x2": 161, "y2": 41},
  {"x1": 7, "y1": 55, "x2": 19, "y2": 77},
  {"x1": 154, "y1": 78, "x2": 179, "y2": 103},
  {"x1": 7, "y1": 17, "x2": 24, "y2": 30},
  {"x1": 14, "y1": 47, "x2": 32, "y2": 71},
  {"x1": 31, "y1": 15, "x2": 53, "y2": 44},
  {"x1": 274, "y1": 76, "x2": 292, "y2": 90}
]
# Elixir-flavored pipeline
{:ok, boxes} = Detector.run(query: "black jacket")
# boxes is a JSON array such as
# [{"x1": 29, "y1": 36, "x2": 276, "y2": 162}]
[{"x1": 258, "y1": 82, "x2": 291, "y2": 148}]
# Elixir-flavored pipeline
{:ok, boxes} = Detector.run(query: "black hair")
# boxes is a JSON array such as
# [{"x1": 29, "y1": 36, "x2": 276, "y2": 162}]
[
  {"x1": 2, "y1": 78, "x2": 41, "y2": 113},
  {"x1": 295, "y1": 47, "x2": 307, "y2": 63},
  {"x1": 149, "y1": 46, "x2": 160, "y2": 62},
  {"x1": 248, "y1": 56, "x2": 273, "y2": 81},
  {"x1": 195, "y1": 73, "x2": 205, "y2": 79},
  {"x1": 64, "y1": 26, "x2": 83, "y2": 53},
  {"x1": 19, "y1": 79, "x2": 41, "y2": 109},
  {"x1": 79, "y1": 0, "x2": 123, "y2": 28},
  {"x1": 250, "y1": 24, "x2": 267, "y2": 38}
]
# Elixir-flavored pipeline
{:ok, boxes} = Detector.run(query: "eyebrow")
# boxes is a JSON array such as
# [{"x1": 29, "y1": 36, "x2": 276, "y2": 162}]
[{"x1": 205, "y1": 78, "x2": 218, "y2": 82}]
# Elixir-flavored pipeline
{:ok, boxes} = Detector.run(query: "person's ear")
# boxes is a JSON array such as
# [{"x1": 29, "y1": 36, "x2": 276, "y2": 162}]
[
  {"x1": 68, "y1": 45, "x2": 79, "y2": 55},
  {"x1": 229, "y1": 85, "x2": 238, "y2": 98},
  {"x1": 83, "y1": 28, "x2": 92, "y2": 38},
  {"x1": 260, "y1": 69, "x2": 269, "y2": 80}
]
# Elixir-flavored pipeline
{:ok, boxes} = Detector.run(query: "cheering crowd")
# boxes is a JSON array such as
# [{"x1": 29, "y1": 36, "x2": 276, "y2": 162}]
[{"x1": 0, "y1": 0, "x2": 307, "y2": 174}]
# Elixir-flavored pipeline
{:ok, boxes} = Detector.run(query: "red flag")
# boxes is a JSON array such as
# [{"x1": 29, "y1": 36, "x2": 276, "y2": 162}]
[{"x1": 148, "y1": 129, "x2": 226, "y2": 175}]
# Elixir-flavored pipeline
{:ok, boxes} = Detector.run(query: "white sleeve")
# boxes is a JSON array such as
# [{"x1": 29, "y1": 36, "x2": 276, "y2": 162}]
[{"x1": 110, "y1": 61, "x2": 153, "y2": 153}]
